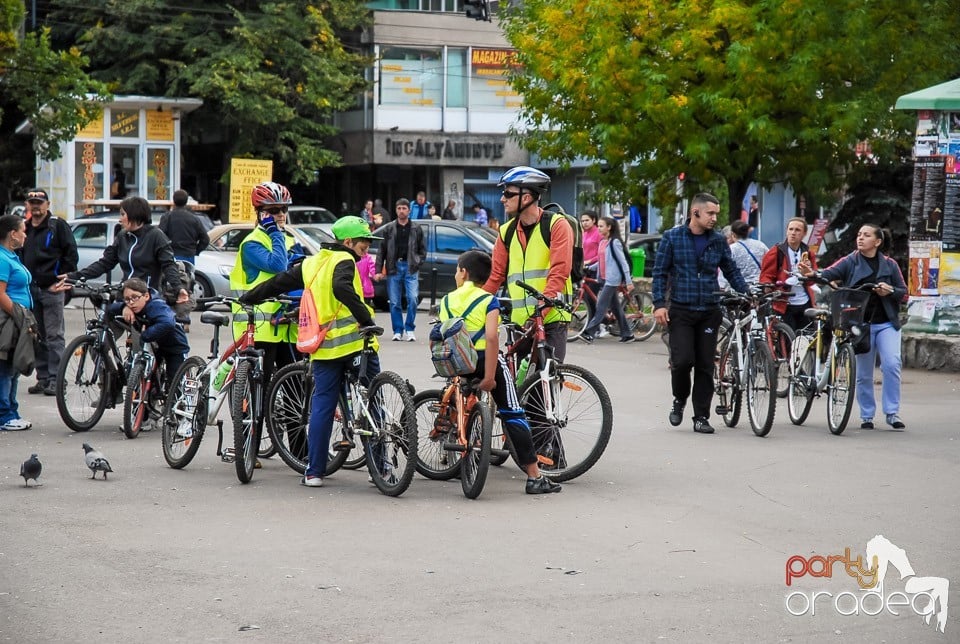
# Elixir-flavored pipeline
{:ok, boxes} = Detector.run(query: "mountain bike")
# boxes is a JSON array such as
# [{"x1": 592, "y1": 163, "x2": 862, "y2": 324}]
[
  {"x1": 787, "y1": 278, "x2": 876, "y2": 435},
  {"x1": 712, "y1": 289, "x2": 779, "y2": 437},
  {"x1": 266, "y1": 325, "x2": 418, "y2": 497},
  {"x1": 122, "y1": 330, "x2": 168, "y2": 439},
  {"x1": 500, "y1": 280, "x2": 613, "y2": 481},
  {"x1": 414, "y1": 376, "x2": 495, "y2": 499},
  {"x1": 567, "y1": 275, "x2": 657, "y2": 342},
  {"x1": 55, "y1": 280, "x2": 133, "y2": 432}
]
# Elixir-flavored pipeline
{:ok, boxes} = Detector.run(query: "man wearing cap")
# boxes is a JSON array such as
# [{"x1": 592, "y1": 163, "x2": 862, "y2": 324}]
[
  {"x1": 20, "y1": 189, "x2": 78, "y2": 396},
  {"x1": 240, "y1": 216, "x2": 382, "y2": 488}
]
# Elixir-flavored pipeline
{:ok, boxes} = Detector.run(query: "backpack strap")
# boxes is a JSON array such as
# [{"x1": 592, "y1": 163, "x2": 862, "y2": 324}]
[
  {"x1": 461, "y1": 294, "x2": 492, "y2": 342},
  {"x1": 737, "y1": 241, "x2": 761, "y2": 268}
]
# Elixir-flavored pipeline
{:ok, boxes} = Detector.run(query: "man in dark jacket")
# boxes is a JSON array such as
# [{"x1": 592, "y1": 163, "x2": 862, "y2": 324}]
[
  {"x1": 374, "y1": 198, "x2": 426, "y2": 342},
  {"x1": 20, "y1": 188, "x2": 78, "y2": 396},
  {"x1": 158, "y1": 190, "x2": 209, "y2": 265}
]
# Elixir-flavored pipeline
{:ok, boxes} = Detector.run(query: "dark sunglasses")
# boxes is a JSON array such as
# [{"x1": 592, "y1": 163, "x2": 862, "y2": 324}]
[
  {"x1": 262, "y1": 206, "x2": 289, "y2": 215},
  {"x1": 501, "y1": 191, "x2": 521, "y2": 199}
]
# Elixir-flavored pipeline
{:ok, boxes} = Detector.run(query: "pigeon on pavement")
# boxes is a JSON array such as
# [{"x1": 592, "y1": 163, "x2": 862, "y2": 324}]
[
  {"x1": 82, "y1": 443, "x2": 113, "y2": 480},
  {"x1": 20, "y1": 453, "x2": 42, "y2": 487}
]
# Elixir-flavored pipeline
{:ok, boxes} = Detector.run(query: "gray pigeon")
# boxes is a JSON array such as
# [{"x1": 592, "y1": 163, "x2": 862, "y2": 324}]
[
  {"x1": 82, "y1": 443, "x2": 113, "y2": 480},
  {"x1": 20, "y1": 453, "x2": 42, "y2": 487}
]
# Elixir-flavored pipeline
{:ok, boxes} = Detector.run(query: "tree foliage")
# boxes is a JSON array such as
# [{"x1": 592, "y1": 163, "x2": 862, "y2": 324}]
[
  {"x1": 499, "y1": 0, "x2": 960, "y2": 222},
  {"x1": 1, "y1": 0, "x2": 109, "y2": 161},
  {"x1": 50, "y1": 0, "x2": 371, "y2": 184}
]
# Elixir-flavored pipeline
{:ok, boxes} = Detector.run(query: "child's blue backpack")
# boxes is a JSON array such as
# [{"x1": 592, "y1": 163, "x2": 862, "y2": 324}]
[{"x1": 429, "y1": 294, "x2": 490, "y2": 377}]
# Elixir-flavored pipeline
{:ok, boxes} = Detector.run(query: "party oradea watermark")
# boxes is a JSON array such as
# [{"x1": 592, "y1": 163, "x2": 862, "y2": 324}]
[{"x1": 784, "y1": 535, "x2": 949, "y2": 634}]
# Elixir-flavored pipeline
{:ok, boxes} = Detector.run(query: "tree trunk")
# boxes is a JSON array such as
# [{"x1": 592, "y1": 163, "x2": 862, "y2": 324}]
[{"x1": 726, "y1": 176, "x2": 753, "y2": 227}]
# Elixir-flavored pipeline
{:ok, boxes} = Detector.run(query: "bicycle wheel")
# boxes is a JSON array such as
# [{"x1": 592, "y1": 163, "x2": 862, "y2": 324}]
[
  {"x1": 518, "y1": 363, "x2": 612, "y2": 482},
  {"x1": 619, "y1": 291, "x2": 657, "y2": 341},
  {"x1": 363, "y1": 371, "x2": 417, "y2": 496},
  {"x1": 566, "y1": 294, "x2": 590, "y2": 341},
  {"x1": 490, "y1": 416, "x2": 509, "y2": 466},
  {"x1": 715, "y1": 339, "x2": 742, "y2": 428},
  {"x1": 56, "y1": 335, "x2": 108, "y2": 432},
  {"x1": 827, "y1": 343, "x2": 856, "y2": 435},
  {"x1": 161, "y1": 356, "x2": 207, "y2": 469},
  {"x1": 461, "y1": 400, "x2": 493, "y2": 499},
  {"x1": 122, "y1": 361, "x2": 149, "y2": 439},
  {"x1": 414, "y1": 389, "x2": 461, "y2": 480},
  {"x1": 258, "y1": 429, "x2": 277, "y2": 459},
  {"x1": 769, "y1": 321, "x2": 795, "y2": 398},
  {"x1": 266, "y1": 362, "x2": 310, "y2": 475},
  {"x1": 326, "y1": 396, "x2": 357, "y2": 475},
  {"x1": 746, "y1": 340, "x2": 777, "y2": 437},
  {"x1": 787, "y1": 337, "x2": 816, "y2": 425},
  {"x1": 231, "y1": 360, "x2": 259, "y2": 483}
]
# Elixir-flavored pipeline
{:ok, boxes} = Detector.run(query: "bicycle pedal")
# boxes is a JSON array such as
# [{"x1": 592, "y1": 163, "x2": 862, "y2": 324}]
[
  {"x1": 442, "y1": 442, "x2": 466, "y2": 453},
  {"x1": 490, "y1": 448, "x2": 510, "y2": 458},
  {"x1": 333, "y1": 440, "x2": 354, "y2": 452},
  {"x1": 221, "y1": 448, "x2": 235, "y2": 463},
  {"x1": 715, "y1": 405, "x2": 728, "y2": 415}
]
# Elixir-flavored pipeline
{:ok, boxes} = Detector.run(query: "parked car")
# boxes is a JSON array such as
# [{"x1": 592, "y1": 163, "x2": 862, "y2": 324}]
[
  {"x1": 627, "y1": 233, "x2": 661, "y2": 279},
  {"x1": 286, "y1": 206, "x2": 337, "y2": 225}
]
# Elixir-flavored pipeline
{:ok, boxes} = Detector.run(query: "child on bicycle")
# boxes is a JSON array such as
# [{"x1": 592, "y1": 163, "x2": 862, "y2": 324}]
[
  {"x1": 439, "y1": 250, "x2": 561, "y2": 494},
  {"x1": 118, "y1": 278, "x2": 189, "y2": 384}
]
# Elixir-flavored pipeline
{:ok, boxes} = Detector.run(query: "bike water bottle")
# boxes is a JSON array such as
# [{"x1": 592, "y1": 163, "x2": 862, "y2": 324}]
[
  {"x1": 516, "y1": 357, "x2": 530, "y2": 386},
  {"x1": 213, "y1": 357, "x2": 234, "y2": 391}
]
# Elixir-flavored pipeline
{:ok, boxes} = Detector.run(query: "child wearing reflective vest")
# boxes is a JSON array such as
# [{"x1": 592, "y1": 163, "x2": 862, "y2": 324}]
[{"x1": 439, "y1": 250, "x2": 561, "y2": 495}]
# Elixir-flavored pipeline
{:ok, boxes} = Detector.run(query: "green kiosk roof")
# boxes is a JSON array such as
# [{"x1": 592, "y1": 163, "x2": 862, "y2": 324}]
[{"x1": 895, "y1": 77, "x2": 960, "y2": 111}]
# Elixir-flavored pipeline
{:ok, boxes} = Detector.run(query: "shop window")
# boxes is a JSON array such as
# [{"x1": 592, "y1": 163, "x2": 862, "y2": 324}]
[
  {"x1": 147, "y1": 147, "x2": 173, "y2": 201},
  {"x1": 447, "y1": 49, "x2": 467, "y2": 108},
  {"x1": 74, "y1": 141, "x2": 104, "y2": 208},
  {"x1": 380, "y1": 47, "x2": 443, "y2": 107},
  {"x1": 470, "y1": 48, "x2": 521, "y2": 110}
]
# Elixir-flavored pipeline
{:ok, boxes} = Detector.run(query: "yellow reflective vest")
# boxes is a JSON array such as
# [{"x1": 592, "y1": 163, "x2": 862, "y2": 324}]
[
  {"x1": 229, "y1": 227, "x2": 296, "y2": 342},
  {"x1": 501, "y1": 213, "x2": 572, "y2": 325},
  {"x1": 438, "y1": 282, "x2": 494, "y2": 352},
  {"x1": 302, "y1": 249, "x2": 379, "y2": 360}
]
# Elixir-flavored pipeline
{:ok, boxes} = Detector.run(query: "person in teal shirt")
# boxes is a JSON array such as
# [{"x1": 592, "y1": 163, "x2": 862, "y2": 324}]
[{"x1": 0, "y1": 215, "x2": 34, "y2": 430}]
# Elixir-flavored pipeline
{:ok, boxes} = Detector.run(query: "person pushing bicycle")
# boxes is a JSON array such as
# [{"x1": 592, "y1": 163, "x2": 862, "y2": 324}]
[
  {"x1": 240, "y1": 216, "x2": 382, "y2": 488},
  {"x1": 440, "y1": 250, "x2": 560, "y2": 494}
]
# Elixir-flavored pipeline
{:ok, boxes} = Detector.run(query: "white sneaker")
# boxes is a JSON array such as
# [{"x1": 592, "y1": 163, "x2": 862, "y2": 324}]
[
  {"x1": 597, "y1": 326, "x2": 610, "y2": 338},
  {"x1": 392, "y1": 333, "x2": 402, "y2": 341},
  {"x1": 405, "y1": 332, "x2": 416, "y2": 342},
  {"x1": 1, "y1": 418, "x2": 31, "y2": 431},
  {"x1": 176, "y1": 420, "x2": 194, "y2": 438},
  {"x1": 301, "y1": 475, "x2": 323, "y2": 487}
]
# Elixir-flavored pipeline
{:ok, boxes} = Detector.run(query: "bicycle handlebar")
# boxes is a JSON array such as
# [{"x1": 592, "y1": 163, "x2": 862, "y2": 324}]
[{"x1": 514, "y1": 280, "x2": 571, "y2": 312}]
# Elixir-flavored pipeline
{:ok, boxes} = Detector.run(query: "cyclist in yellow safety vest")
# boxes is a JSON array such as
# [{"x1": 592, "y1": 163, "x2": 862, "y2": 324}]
[
  {"x1": 229, "y1": 181, "x2": 303, "y2": 386},
  {"x1": 239, "y1": 216, "x2": 382, "y2": 488},
  {"x1": 482, "y1": 166, "x2": 573, "y2": 362}
]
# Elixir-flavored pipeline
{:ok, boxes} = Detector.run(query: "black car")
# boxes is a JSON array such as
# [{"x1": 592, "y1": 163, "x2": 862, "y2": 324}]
[{"x1": 371, "y1": 220, "x2": 497, "y2": 309}]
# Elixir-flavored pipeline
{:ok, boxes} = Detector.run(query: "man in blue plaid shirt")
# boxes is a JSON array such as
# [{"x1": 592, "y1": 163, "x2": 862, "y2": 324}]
[{"x1": 652, "y1": 193, "x2": 748, "y2": 434}]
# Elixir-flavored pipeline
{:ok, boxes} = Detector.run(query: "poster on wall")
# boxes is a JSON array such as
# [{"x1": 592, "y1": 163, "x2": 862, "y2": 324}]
[
  {"x1": 938, "y1": 252, "x2": 960, "y2": 295},
  {"x1": 908, "y1": 241, "x2": 940, "y2": 296},
  {"x1": 942, "y1": 173, "x2": 960, "y2": 251},
  {"x1": 910, "y1": 156, "x2": 946, "y2": 241}
]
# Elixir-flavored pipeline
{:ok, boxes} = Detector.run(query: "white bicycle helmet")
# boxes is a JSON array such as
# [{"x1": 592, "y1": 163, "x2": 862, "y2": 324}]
[{"x1": 497, "y1": 166, "x2": 551, "y2": 193}]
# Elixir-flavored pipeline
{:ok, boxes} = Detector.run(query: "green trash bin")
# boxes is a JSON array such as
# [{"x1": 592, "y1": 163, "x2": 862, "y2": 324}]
[{"x1": 629, "y1": 245, "x2": 646, "y2": 278}]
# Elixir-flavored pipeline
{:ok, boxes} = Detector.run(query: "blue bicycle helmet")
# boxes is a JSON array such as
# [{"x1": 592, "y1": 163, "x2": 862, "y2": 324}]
[{"x1": 497, "y1": 166, "x2": 551, "y2": 193}]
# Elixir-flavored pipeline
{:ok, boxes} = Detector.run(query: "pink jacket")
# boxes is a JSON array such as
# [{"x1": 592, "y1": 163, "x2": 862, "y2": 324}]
[{"x1": 358, "y1": 254, "x2": 376, "y2": 298}]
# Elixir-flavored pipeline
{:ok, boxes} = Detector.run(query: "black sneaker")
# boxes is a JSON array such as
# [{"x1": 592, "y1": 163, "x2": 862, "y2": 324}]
[
  {"x1": 526, "y1": 476, "x2": 562, "y2": 494},
  {"x1": 28, "y1": 381, "x2": 47, "y2": 394},
  {"x1": 860, "y1": 421, "x2": 874, "y2": 430},
  {"x1": 43, "y1": 381, "x2": 57, "y2": 396},
  {"x1": 669, "y1": 398, "x2": 685, "y2": 426},
  {"x1": 693, "y1": 417, "x2": 715, "y2": 434},
  {"x1": 580, "y1": 333, "x2": 594, "y2": 344},
  {"x1": 619, "y1": 335, "x2": 637, "y2": 343}
]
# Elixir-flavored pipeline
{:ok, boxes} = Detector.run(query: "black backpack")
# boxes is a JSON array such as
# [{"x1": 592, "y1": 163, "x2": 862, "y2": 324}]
[{"x1": 502, "y1": 203, "x2": 585, "y2": 283}]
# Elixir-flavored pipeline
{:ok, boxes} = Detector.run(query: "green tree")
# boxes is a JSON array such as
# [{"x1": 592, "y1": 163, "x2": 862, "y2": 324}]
[
  {"x1": 1, "y1": 0, "x2": 108, "y2": 164},
  {"x1": 50, "y1": 0, "x2": 371, "y2": 184},
  {"x1": 499, "y1": 0, "x2": 960, "y2": 224}
]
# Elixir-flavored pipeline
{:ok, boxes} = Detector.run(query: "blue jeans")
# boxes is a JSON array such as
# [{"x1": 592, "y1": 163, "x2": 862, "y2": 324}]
[
  {"x1": 387, "y1": 261, "x2": 419, "y2": 334},
  {"x1": 855, "y1": 322, "x2": 902, "y2": 420},
  {"x1": 306, "y1": 353, "x2": 381, "y2": 478},
  {"x1": 0, "y1": 359, "x2": 21, "y2": 423}
]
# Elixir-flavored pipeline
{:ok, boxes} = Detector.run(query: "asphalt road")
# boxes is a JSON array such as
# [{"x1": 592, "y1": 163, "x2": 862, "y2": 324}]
[{"x1": 1, "y1": 303, "x2": 957, "y2": 643}]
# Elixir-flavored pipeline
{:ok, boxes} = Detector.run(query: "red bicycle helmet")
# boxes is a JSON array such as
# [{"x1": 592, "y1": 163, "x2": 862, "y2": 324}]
[{"x1": 251, "y1": 181, "x2": 292, "y2": 209}]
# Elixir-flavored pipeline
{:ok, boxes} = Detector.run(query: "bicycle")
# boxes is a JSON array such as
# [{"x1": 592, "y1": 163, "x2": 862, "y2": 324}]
[
  {"x1": 712, "y1": 288, "x2": 779, "y2": 437},
  {"x1": 266, "y1": 359, "x2": 366, "y2": 477},
  {"x1": 266, "y1": 325, "x2": 419, "y2": 497},
  {"x1": 786, "y1": 277, "x2": 876, "y2": 435},
  {"x1": 122, "y1": 329, "x2": 168, "y2": 439},
  {"x1": 754, "y1": 284, "x2": 796, "y2": 399},
  {"x1": 567, "y1": 274, "x2": 657, "y2": 342},
  {"x1": 498, "y1": 280, "x2": 613, "y2": 481},
  {"x1": 55, "y1": 280, "x2": 135, "y2": 432},
  {"x1": 160, "y1": 295, "x2": 292, "y2": 481},
  {"x1": 414, "y1": 376, "x2": 495, "y2": 499}
]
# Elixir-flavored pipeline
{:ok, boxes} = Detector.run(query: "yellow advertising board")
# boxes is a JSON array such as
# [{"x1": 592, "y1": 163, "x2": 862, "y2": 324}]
[
  {"x1": 146, "y1": 110, "x2": 175, "y2": 141},
  {"x1": 229, "y1": 159, "x2": 273, "y2": 223},
  {"x1": 76, "y1": 109, "x2": 104, "y2": 139}
]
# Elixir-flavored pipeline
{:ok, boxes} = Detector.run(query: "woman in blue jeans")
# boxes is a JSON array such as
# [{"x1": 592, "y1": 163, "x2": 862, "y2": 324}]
[
  {"x1": 808, "y1": 224, "x2": 908, "y2": 429},
  {"x1": 0, "y1": 215, "x2": 34, "y2": 431}
]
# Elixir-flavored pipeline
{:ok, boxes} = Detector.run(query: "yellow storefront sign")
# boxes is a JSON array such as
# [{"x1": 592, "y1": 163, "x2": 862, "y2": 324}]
[
  {"x1": 146, "y1": 110, "x2": 175, "y2": 141},
  {"x1": 229, "y1": 159, "x2": 273, "y2": 223}
]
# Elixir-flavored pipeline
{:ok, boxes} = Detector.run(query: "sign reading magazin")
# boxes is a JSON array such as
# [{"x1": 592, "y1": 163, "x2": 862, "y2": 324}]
[
  {"x1": 229, "y1": 159, "x2": 273, "y2": 224},
  {"x1": 902, "y1": 111, "x2": 960, "y2": 334}
]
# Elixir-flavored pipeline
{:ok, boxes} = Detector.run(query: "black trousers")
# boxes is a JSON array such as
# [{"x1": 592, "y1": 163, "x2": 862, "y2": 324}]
[
  {"x1": 668, "y1": 306, "x2": 723, "y2": 419},
  {"x1": 782, "y1": 301, "x2": 812, "y2": 333}
]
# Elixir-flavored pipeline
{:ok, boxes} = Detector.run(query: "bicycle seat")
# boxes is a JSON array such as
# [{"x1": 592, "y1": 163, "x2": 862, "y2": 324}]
[
  {"x1": 359, "y1": 325, "x2": 384, "y2": 337},
  {"x1": 200, "y1": 311, "x2": 231, "y2": 327},
  {"x1": 804, "y1": 307, "x2": 829, "y2": 320}
]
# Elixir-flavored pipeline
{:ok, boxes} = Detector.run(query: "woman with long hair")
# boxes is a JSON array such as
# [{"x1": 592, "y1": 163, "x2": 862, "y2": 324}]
[
  {"x1": 581, "y1": 216, "x2": 636, "y2": 343},
  {"x1": 0, "y1": 215, "x2": 34, "y2": 430}
]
